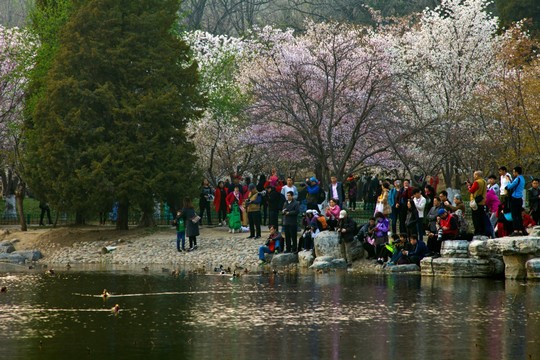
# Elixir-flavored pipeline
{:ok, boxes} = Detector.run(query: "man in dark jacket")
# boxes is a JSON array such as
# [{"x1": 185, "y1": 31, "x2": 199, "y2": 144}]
[
  {"x1": 336, "y1": 210, "x2": 357, "y2": 265},
  {"x1": 401, "y1": 236, "x2": 429, "y2": 265},
  {"x1": 282, "y1": 191, "x2": 300, "y2": 253},
  {"x1": 529, "y1": 178, "x2": 540, "y2": 223},
  {"x1": 328, "y1": 175, "x2": 346, "y2": 207}
]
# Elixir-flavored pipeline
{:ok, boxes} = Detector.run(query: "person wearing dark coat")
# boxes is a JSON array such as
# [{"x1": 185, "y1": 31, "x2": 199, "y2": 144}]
[
  {"x1": 266, "y1": 185, "x2": 282, "y2": 228},
  {"x1": 179, "y1": 197, "x2": 200, "y2": 251},
  {"x1": 336, "y1": 210, "x2": 357, "y2": 265},
  {"x1": 328, "y1": 175, "x2": 346, "y2": 208},
  {"x1": 282, "y1": 191, "x2": 300, "y2": 253}
]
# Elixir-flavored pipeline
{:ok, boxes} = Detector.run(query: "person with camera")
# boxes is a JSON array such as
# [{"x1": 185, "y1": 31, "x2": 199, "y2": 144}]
[
  {"x1": 467, "y1": 170, "x2": 488, "y2": 236},
  {"x1": 258, "y1": 225, "x2": 283, "y2": 264},
  {"x1": 265, "y1": 185, "x2": 282, "y2": 228},
  {"x1": 245, "y1": 184, "x2": 262, "y2": 239},
  {"x1": 426, "y1": 208, "x2": 458, "y2": 256},
  {"x1": 282, "y1": 191, "x2": 300, "y2": 253}
]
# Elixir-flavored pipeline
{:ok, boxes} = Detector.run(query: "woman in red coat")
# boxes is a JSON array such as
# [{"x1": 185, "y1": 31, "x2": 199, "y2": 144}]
[
  {"x1": 226, "y1": 185, "x2": 244, "y2": 221},
  {"x1": 213, "y1": 181, "x2": 229, "y2": 226}
]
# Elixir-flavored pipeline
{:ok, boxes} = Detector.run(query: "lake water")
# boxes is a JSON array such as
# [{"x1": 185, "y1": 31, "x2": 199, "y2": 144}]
[{"x1": 0, "y1": 265, "x2": 539, "y2": 359}]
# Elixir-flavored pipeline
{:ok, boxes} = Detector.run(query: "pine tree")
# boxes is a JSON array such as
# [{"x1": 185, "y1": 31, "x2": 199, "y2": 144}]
[{"x1": 24, "y1": 0, "x2": 204, "y2": 229}]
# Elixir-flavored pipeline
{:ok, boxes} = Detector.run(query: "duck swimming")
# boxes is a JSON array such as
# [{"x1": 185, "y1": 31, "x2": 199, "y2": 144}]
[{"x1": 102, "y1": 289, "x2": 110, "y2": 298}]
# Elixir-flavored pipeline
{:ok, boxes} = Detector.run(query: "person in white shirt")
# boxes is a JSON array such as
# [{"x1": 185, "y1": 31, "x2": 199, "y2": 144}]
[
  {"x1": 412, "y1": 188, "x2": 426, "y2": 242},
  {"x1": 327, "y1": 176, "x2": 345, "y2": 207},
  {"x1": 281, "y1": 177, "x2": 298, "y2": 200},
  {"x1": 499, "y1": 166, "x2": 512, "y2": 198}
]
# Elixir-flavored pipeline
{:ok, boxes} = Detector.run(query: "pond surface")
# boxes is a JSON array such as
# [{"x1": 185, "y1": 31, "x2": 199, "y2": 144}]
[{"x1": 0, "y1": 265, "x2": 539, "y2": 360}]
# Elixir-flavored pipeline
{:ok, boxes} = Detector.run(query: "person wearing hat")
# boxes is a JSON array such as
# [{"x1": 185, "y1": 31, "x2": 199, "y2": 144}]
[
  {"x1": 336, "y1": 210, "x2": 357, "y2": 265},
  {"x1": 305, "y1": 177, "x2": 322, "y2": 211},
  {"x1": 426, "y1": 208, "x2": 458, "y2": 256},
  {"x1": 245, "y1": 183, "x2": 262, "y2": 239},
  {"x1": 299, "y1": 222, "x2": 319, "y2": 252}
]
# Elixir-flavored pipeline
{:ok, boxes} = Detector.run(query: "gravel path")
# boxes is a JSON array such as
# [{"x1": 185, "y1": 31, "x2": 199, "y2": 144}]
[{"x1": 42, "y1": 227, "x2": 267, "y2": 270}]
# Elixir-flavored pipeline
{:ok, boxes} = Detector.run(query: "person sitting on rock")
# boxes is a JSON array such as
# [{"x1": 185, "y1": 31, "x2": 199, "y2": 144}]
[
  {"x1": 374, "y1": 211, "x2": 390, "y2": 264},
  {"x1": 313, "y1": 210, "x2": 328, "y2": 231},
  {"x1": 399, "y1": 235, "x2": 428, "y2": 266},
  {"x1": 522, "y1": 208, "x2": 536, "y2": 233},
  {"x1": 325, "y1": 198, "x2": 341, "y2": 231},
  {"x1": 386, "y1": 233, "x2": 413, "y2": 266},
  {"x1": 427, "y1": 208, "x2": 458, "y2": 256},
  {"x1": 258, "y1": 225, "x2": 283, "y2": 264},
  {"x1": 358, "y1": 217, "x2": 377, "y2": 259},
  {"x1": 300, "y1": 223, "x2": 319, "y2": 252}
]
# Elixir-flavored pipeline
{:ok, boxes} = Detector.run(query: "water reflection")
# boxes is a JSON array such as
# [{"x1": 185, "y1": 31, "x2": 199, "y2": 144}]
[{"x1": 0, "y1": 269, "x2": 538, "y2": 359}]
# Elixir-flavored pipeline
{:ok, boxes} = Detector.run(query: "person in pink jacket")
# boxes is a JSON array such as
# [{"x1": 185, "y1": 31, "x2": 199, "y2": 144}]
[
  {"x1": 325, "y1": 198, "x2": 341, "y2": 231},
  {"x1": 485, "y1": 188, "x2": 500, "y2": 229}
]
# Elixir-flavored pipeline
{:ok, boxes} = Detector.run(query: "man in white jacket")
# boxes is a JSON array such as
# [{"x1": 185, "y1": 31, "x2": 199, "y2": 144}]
[{"x1": 412, "y1": 188, "x2": 426, "y2": 242}]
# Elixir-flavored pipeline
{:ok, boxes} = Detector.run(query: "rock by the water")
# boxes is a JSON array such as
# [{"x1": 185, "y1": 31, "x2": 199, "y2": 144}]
[
  {"x1": 343, "y1": 239, "x2": 364, "y2": 263},
  {"x1": 473, "y1": 235, "x2": 489, "y2": 241},
  {"x1": 529, "y1": 226, "x2": 540, "y2": 237},
  {"x1": 0, "y1": 254, "x2": 26, "y2": 263},
  {"x1": 421, "y1": 257, "x2": 500, "y2": 277},
  {"x1": 310, "y1": 257, "x2": 347, "y2": 270},
  {"x1": 469, "y1": 240, "x2": 490, "y2": 259},
  {"x1": 11, "y1": 250, "x2": 43, "y2": 262},
  {"x1": 298, "y1": 250, "x2": 314, "y2": 268},
  {"x1": 503, "y1": 254, "x2": 532, "y2": 279},
  {"x1": 331, "y1": 258, "x2": 347, "y2": 269},
  {"x1": 264, "y1": 253, "x2": 274, "y2": 263},
  {"x1": 314, "y1": 231, "x2": 341, "y2": 259},
  {"x1": 271, "y1": 253, "x2": 298, "y2": 267},
  {"x1": 441, "y1": 240, "x2": 470, "y2": 258},
  {"x1": 0, "y1": 242, "x2": 15, "y2": 254},
  {"x1": 387, "y1": 264, "x2": 420, "y2": 273},
  {"x1": 526, "y1": 258, "x2": 540, "y2": 279}
]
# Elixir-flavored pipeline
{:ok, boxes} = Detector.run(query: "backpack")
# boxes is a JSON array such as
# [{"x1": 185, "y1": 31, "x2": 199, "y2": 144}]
[{"x1": 453, "y1": 210, "x2": 470, "y2": 235}]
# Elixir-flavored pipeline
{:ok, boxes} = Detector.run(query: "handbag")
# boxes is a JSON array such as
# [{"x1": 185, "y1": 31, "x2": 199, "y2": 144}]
[
  {"x1": 191, "y1": 214, "x2": 201, "y2": 224},
  {"x1": 375, "y1": 202, "x2": 384, "y2": 214},
  {"x1": 469, "y1": 199, "x2": 478, "y2": 210}
]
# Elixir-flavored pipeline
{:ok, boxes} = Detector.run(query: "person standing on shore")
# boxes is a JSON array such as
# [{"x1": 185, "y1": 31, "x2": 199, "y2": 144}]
[
  {"x1": 246, "y1": 184, "x2": 262, "y2": 239},
  {"x1": 180, "y1": 197, "x2": 200, "y2": 251},
  {"x1": 528, "y1": 178, "x2": 540, "y2": 224},
  {"x1": 199, "y1": 179, "x2": 214, "y2": 226},
  {"x1": 282, "y1": 191, "x2": 300, "y2": 253},
  {"x1": 172, "y1": 210, "x2": 186, "y2": 252},
  {"x1": 505, "y1": 166, "x2": 525, "y2": 236},
  {"x1": 213, "y1": 181, "x2": 229, "y2": 226}
]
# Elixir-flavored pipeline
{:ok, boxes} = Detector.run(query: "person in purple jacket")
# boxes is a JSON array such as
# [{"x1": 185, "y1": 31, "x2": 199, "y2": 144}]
[{"x1": 374, "y1": 211, "x2": 390, "y2": 264}]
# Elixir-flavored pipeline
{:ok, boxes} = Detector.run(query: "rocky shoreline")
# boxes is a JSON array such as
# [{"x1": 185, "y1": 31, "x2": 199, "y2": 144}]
[{"x1": 1, "y1": 225, "x2": 540, "y2": 279}]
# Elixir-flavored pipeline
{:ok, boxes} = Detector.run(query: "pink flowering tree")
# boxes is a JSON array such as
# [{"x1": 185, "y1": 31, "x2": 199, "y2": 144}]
[
  {"x1": 238, "y1": 21, "x2": 398, "y2": 185},
  {"x1": 393, "y1": 0, "x2": 501, "y2": 186},
  {"x1": 0, "y1": 25, "x2": 36, "y2": 229}
]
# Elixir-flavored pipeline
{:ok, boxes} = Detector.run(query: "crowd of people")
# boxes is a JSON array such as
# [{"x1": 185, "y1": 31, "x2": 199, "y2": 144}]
[{"x1": 175, "y1": 166, "x2": 539, "y2": 267}]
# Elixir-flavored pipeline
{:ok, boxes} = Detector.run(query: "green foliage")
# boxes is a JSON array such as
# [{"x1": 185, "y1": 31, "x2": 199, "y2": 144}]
[{"x1": 23, "y1": 0, "x2": 205, "y2": 228}]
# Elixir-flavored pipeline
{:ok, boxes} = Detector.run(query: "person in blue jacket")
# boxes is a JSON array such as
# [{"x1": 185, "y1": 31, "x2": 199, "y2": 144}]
[
  {"x1": 400, "y1": 236, "x2": 428, "y2": 265},
  {"x1": 505, "y1": 166, "x2": 525, "y2": 236}
]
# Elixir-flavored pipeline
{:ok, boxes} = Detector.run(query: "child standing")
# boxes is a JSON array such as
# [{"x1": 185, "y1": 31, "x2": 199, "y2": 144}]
[{"x1": 173, "y1": 210, "x2": 186, "y2": 252}]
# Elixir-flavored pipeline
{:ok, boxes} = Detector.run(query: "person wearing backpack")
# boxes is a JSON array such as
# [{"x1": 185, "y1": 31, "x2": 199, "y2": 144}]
[{"x1": 173, "y1": 210, "x2": 186, "y2": 252}]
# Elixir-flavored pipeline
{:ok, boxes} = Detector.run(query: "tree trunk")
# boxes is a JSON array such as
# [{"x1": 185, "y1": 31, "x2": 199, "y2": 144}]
[
  {"x1": 75, "y1": 212, "x2": 85, "y2": 225},
  {"x1": 116, "y1": 200, "x2": 129, "y2": 230},
  {"x1": 53, "y1": 211, "x2": 59, "y2": 228},
  {"x1": 138, "y1": 211, "x2": 156, "y2": 228},
  {"x1": 15, "y1": 182, "x2": 27, "y2": 232}
]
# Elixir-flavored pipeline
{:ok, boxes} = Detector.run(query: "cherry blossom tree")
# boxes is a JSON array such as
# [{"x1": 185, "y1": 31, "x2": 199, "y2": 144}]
[
  {"x1": 393, "y1": 0, "x2": 501, "y2": 187},
  {"x1": 238, "y1": 21, "x2": 398, "y2": 185}
]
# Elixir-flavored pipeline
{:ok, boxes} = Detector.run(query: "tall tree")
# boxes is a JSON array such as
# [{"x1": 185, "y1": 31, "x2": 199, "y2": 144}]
[
  {"x1": 24, "y1": 0, "x2": 204, "y2": 229},
  {"x1": 238, "y1": 21, "x2": 397, "y2": 185},
  {"x1": 496, "y1": 0, "x2": 540, "y2": 38}
]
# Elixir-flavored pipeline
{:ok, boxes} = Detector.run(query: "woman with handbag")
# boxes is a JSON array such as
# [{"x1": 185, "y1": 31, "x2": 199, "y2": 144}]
[
  {"x1": 180, "y1": 196, "x2": 200, "y2": 251},
  {"x1": 467, "y1": 170, "x2": 488, "y2": 236},
  {"x1": 375, "y1": 181, "x2": 392, "y2": 217}
]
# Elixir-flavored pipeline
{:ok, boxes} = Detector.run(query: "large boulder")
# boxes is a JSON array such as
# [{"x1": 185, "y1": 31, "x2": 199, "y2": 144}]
[
  {"x1": 309, "y1": 256, "x2": 347, "y2": 270},
  {"x1": 314, "y1": 231, "x2": 341, "y2": 259},
  {"x1": 526, "y1": 258, "x2": 540, "y2": 280},
  {"x1": 421, "y1": 257, "x2": 501, "y2": 277},
  {"x1": 469, "y1": 240, "x2": 491, "y2": 259},
  {"x1": 0, "y1": 242, "x2": 15, "y2": 254},
  {"x1": 529, "y1": 226, "x2": 540, "y2": 237},
  {"x1": 0, "y1": 253, "x2": 26, "y2": 263},
  {"x1": 503, "y1": 254, "x2": 534, "y2": 280},
  {"x1": 441, "y1": 240, "x2": 470, "y2": 258},
  {"x1": 11, "y1": 250, "x2": 43, "y2": 262},
  {"x1": 271, "y1": 253, "x2": 298, "y2": 267},
  {"x1": 342, "y1": 238, "x2": 364, "y2": 264},
  {"x1": 298, "y1": 250, "x2": 315, "y2": 268}
]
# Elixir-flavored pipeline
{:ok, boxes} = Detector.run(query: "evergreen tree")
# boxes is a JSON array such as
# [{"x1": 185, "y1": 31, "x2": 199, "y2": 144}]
[{"x1": 24, "y1": 0, "x2": 204, "y2": 229}]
